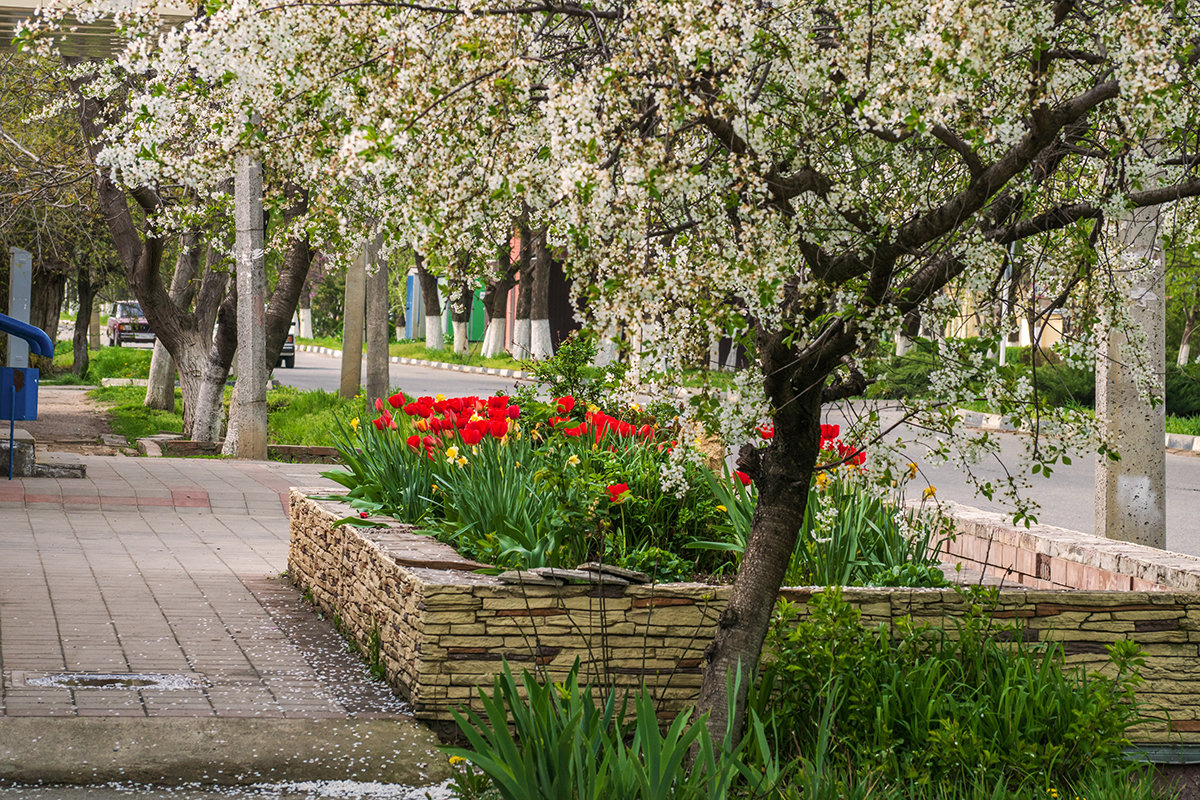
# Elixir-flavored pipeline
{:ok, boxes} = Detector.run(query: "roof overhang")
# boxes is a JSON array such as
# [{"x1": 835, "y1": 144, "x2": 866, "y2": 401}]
[{"x1": 1, "y1": 0, "x2": 191, "y2": 57}]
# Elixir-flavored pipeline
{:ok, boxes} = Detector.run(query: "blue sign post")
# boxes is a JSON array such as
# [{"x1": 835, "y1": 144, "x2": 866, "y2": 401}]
[{"x1": 0, "y1": 311, "x2": 53, "y2": 479}]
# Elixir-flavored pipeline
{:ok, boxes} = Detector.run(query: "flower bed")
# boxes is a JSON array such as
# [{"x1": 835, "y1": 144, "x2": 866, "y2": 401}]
[
  {"x1": 323, "y1": 390, "x2": 953, "y2": 587},
  {"x1": 289, "y1": 490, "x2": 1200, "y2": 746}
]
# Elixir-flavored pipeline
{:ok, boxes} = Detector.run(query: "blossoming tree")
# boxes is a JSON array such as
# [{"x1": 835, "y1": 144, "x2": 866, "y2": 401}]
[{"x1": 25, "y1": 0, "x2": 1200, "y2": 739}]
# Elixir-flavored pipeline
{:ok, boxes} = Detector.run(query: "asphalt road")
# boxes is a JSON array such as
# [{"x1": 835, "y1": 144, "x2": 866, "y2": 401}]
[
  {"x1": 273, "y1": 349, "x2": 524, "y2": 398},
  {"x1": 277, "y1": 350, "x2": 1200, "y2": 558}
]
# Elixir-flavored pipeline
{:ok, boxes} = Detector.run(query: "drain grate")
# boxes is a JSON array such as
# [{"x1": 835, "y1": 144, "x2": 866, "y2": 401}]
[{"x1": 14, "y1": 672, "x2": 206, "y2": 690}]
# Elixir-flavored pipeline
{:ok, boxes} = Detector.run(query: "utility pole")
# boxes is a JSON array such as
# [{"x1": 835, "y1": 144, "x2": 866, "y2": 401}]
[
  {"x1": 339, "y1": 242, "x2": 368, "y2": 399},
  {"x1": 232, "y1": 155, "x2": 268, "y2": 459}
]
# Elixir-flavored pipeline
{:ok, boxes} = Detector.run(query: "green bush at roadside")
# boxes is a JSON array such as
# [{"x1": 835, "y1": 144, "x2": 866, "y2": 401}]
[{"x1": 446, "y1": 590, "x2": 1163, "y2": 800}]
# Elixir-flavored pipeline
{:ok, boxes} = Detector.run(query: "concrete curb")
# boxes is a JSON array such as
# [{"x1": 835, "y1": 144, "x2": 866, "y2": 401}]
[
  {"x1": 296, "y1": 344, "x2": 532, "y2": 380},
  {"x1": 0, "y1": 717, "x2": 450, "y2": 786},
  {"x1": 957, "y1": 407, "x2": 1200, "y2": 455}
]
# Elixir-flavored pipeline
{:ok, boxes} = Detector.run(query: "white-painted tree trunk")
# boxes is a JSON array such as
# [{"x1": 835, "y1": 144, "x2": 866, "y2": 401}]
[
  {"x1": 595, "y1": 327, "x2": 619, "y2": 367},
  {"x1": 1180, "y1": 341, "x2": 1191, "y2": 367},
  {"x1": 191, "y1": 373, "x2": 227, "y2": 443},
  {"x1": 425, "y1": 314, "x2": 445, "y2": 351},
  {"x1": 512, "y1": 318, "x2": 531, "y2": 359},
  {"x1": 298, "y1": 307, "x2": 313, "y2": 340},
  {"x1": 530, "y1": 319, "x2": 553, "y2": 360},
  {"x1": 453, "y1": 321, "x2": 470, "y2": 355},
  {"x1": 221, "y1": 383, "x2": 239, "y2": 456},
  {"x1": 895, "y1": 331, "x2": 912, "y2": 357},
  {"x1": 144, "y1": 341, "x2": 176, "y2": 410},
  {"x1": 481, "y1": 318, "x2": 506, "y2": 358}
]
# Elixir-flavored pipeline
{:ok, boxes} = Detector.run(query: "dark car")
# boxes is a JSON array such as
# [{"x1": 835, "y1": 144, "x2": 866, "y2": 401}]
[
  {"x1": 276, "y1": 316, "x2": 296, "y2": 368},
  {"x1": 106, "y1": 300, "x2": 155, "y2": 347}
]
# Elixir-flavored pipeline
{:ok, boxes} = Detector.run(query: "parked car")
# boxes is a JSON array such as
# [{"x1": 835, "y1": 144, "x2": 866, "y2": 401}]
[
  {"x1": 106, "y1": 300, "x2": 155, "y2": 347},
  {"x1": 276, "y1": 316, "x2": 296, "y2": 368}
]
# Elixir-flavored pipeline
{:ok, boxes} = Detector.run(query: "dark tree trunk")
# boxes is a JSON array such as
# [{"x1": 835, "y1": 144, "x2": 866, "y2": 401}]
[
  {"x1": 416, "y1": 252, "x2": 444, "y2": 350},
  {"x1": 30, "y1": 264, "x2": 66, "y2": 352},
  {"x1": 72, "y1": 269, "x2": 94, "y2": 377},
  {"x1": 264, "y1": 186, "x2": 312, "y2": 371},
  {"x1": 529, "y1": 231, "x2": 553, "y2": 359},
  {"x1": 512, "y1": 224, "x2": 533, "y2": 358},
  {"x1": 696, "y1": 330, "x2": 823, "y2": 744},
  {"x1": 146, "y1": 232, "x2": 204, "y2": 411}
]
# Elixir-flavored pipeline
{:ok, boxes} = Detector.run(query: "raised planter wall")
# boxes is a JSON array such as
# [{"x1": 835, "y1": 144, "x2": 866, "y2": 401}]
[
  {"x1": 936, "y1": 501, "x2": 1200, "y2": 592},
  {"x1": 289, "y1": 491, "x2": 1200, "y2": 744}
]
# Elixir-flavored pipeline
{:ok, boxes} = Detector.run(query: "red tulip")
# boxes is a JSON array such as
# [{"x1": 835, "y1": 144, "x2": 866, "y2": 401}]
[
  {"x1": 488, "y1": 395, "x2": 508, "y2": 409},
  {"x1": 820, "y1": 424, "x2": 840, "y2": 442},
  {"x1": 638, "y1": 424, "x2": 654, "y2": 438},
  {"x1": 606, "y1": 483, "x2": 630, "y2": 503},
  {"x1": 373, "y1": 417, "x2": 386, "y2": 431},
  {"x1": 461, "y1": 428, "x2": 483, "y2": 445},
  {"x1": 556, "y1": 396, "x2": 575, "y2": 414},
  {"x1": 757, "y1": 425, "x2": 774, "y2": 439},
  {"x1": 422, "y1": 436, "x2": 436, "y2": 448},
  {"x1": 507, "y1": 405, "x2": 520, "y2": 419},
  {"x1": 388, "y1": 392, "x2": 406, "y2": 409},
  {"x1": 406, "y1": 434, "x2": 420, "y2": 450},
  {"x1": 490, "y1": 418, "x2": 509, "y2": 438},
  {"x1": 403, "y1": 402, "x2": 421, "y2": 416},
  {"x1": 374, "y1": 397, "x2": 385, "y2": 412},
  {"x1": 564, "y1": 423, "x2": 586, "y2": 437},
  {"x1": 734, "y1": 470, "x2": 751, "y2": 486},
  {"x1": 448, "y1": 397, "x2": 464, "y2": 413}
]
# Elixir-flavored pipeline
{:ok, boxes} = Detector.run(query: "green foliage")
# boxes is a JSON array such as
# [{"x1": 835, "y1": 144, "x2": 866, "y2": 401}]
[
  {"x1": 265, "y1": 386, "x2": 364, "y2": 446},
  {"x1": 520, "y1": 330, "x2": 626, "y2": 411},
  {"x1": 83, "y1": 346, "x2": 154, "y2": 382},
  {"x1": 445, "y1": 661, "x2": 756, "y2": 800},
  {"x1": 89, "y1": 386, "x2": 183, "y2": 440},
  {"x1": 763, "y1": 590, "x2": 1146, "y2": 791},
  {"x1": 694, "y1": 467, "x2": 951, "y2": 588},
  {"x1": 322, "y1": 409, "x2": 438, "y2": 524},
  {"x1": 1165, "y1": 363, "x2": 1200, "y2": 418}
]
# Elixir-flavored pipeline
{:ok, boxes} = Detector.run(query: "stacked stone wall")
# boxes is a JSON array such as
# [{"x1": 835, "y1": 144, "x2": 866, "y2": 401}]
[{"x1": 289, "y1": 491, "x2": 1200, "y2": 743}]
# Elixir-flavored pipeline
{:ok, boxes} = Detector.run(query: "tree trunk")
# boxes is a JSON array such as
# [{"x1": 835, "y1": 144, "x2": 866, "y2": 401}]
[
  {"x1": 71, "y1": 270, "x2": 94, "y2": 377},
  {"x1": 451, "y1": 279, "x2": 473, "y2": 356},
  {"x1": 298, "y1": 273, "x2": 314, "y2": 339},
  {"x1": 1179, "y1": 307, "x2": 1197, "y2": 366},
  {"x1": 30, "y1": 264, "x2": 66, "y2": 350},
  {"x1": 366, "y1": 257, "x2": 390, "y2": 402},
  {"x1": 417, "y1": 253, "x2": 444, "y2": 351},
  {"x1": 191, "y1": 284, "x2": 238, "y2": 443},
  {"x1": 696, "y1": 331, "x2": 822, "y2": 746},
  {"x1": 512, "y1": 225, "x2": 533, "y2": 359},
  {"x1": 480, "y1": 243, "x2": 516, "y2": 358},
  {"x1": 264, "y1": 187, "x2": 313, "y2": 372},
  {"x1": 529, "y1": 230, "x2": 554, "y2": 360},
  {"x1": 146, "y1": 233, "x2": 203, "y2": 411}
]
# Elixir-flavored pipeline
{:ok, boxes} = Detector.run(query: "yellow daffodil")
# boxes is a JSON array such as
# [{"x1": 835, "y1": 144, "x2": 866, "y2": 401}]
[
  {"x1": 716, "y1": 504, "x2": 727, "y2": 512},
  {"x1": 448, "y1": 755, "x2": 466, "y2": 766},
  {"x1": 815, "y1": 472, "x2": 832, "y2": 492},
  {"x1": 567, "y1": 454, "x2": 581, "y2": 466},
  {"x1": 907, "y1": 462, "x2": 918, "y2": 479},
  {"x1": 350, "y1": 417, "x2": 360, "y2": 431},
  {"x1": 588, "y1": 403, "x2": 601, "y2": 415},
  {"x1": 629, "y1": 401, "x2": 641, "y2": 412},
  {"x1": 923, "y1": 485, "x2": 937, "y2": 499},
  {"x1": 435, "y1": 393, "x2": 446, "y2": 402},
  {"x1": 445, "y1": 446, "x2": 459, "y2": 463},
  {"x1": 456, "y1": 456, "x2": 468, "y2": 467}
]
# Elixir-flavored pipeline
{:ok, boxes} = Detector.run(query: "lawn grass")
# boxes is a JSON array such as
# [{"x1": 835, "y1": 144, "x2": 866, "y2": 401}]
[
  {"x1": 45, "y1": 343, "x2": 153, "y2": 386},
  {"x1": 90, "y1": 382, "x2": 370, "y2": 450},
  {"x1": 298, "y1": 335, "x2": 525, "y2": 370},
  {"x1": 90, "y1": 385, "x2": 184, "y2": 440}
]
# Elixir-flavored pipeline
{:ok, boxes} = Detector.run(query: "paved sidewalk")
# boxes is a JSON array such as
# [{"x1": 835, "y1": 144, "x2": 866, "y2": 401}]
[{"x1": 0, "y1": 455, "x2": 403, "y2": 721}]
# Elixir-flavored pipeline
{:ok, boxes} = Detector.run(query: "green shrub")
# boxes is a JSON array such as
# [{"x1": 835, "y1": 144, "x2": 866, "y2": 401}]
[
  {"x1": 446, "y1": 661, "x2": 760, "y2": 800},
  {"x1": 1166, "y1": 363, "x2": 1200, "y2": 418},
  {"x1": 763, "y1": 589, "x2": 1145, "y2": 790}
]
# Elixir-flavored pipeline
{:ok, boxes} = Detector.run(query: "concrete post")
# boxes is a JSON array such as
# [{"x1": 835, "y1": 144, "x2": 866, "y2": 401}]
[
  {"x1": 1096, "y1": 205, "x2": 1166, "y2": 548},
  {"x1": 7, "y1": 247, "x2": 32, "y2": 368},
  {"x1": 233, "y1": 155, "x2": 268, "y2": 460},
  {"x1": 339, "y1": 242, "x2": 368, "y2": 399},
  {"x1": 89, "y1": 306, "x2": 101, "y2": 350},
  {"x1": 365, "y1": 247, "x2": 389, "y2": 403}
]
